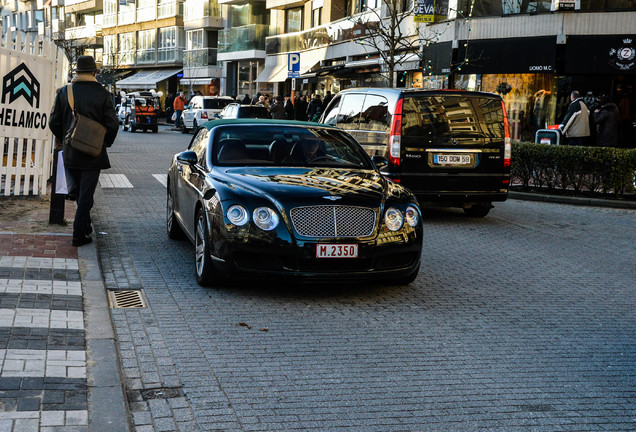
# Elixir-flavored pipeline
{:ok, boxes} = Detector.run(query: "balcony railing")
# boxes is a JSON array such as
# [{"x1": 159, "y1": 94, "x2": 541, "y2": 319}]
[
  {"x1": 183, "y1": 0, "x2": 220, "y2": 21},
  {"x1": 137, "y1": 48, "x2": 156, "y2": 64},
  {"x1": 157, "y1": 0, "x2": 183, "y2": 19},
  {"x1": 183, "y1": 47, "x2": 217, "y2": 66},
  {"x1": 65, "y1": 24, "x2": 102, "y2": 40},
  {"x1": 118, "y1": 10, "x2": 136, "y2": 25},
  {"x1": 219, "y1": 24, "x2": 268, "y2": 53},
  {"x1": 103, "y1": 13, "x2": 116, "y2": 27},
  {"x1": 158, "y1": 46, "x2": 184, "y2": 63},
  {"x1": 136, "y1": 6, "x2": 156, "y2": 22}
]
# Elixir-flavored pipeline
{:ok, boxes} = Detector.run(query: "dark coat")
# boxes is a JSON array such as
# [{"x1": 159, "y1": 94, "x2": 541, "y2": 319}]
[
  {"x1": 49, "y1": 81, "x2": 119, "y2": 170},
  {"x1": 269, "y1": 102, "x2": 286, "y2": 119},
  {"x1": 593, "y1": 102, "x2": 620, "y2": 147},
  {"x1": 294, "y1": 97, "x2": 308, "y2": 121},
  {"x1": 284, "y1": 100, "x2": 294, "y2": 120},
  {"x1": 306, "y1": 98, "x2": 322, "y2": 121}
]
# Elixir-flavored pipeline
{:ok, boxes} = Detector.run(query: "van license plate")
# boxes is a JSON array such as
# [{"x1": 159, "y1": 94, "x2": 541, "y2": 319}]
[
  {"x1": 316, "y1": 244, "x2": 358, "y2": 258},
  {"x1": 434, "y1": 154, "x2": 472, "y2": 165}
]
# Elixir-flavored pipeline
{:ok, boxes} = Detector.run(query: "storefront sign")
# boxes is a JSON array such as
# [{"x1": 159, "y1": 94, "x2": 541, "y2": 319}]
[
  {"x1": 551, "y1": 0, "x2": 580, "y2": 10},
  {"x1": 0, "y1": 58, "x2": 54, "y2": 140},
  {"x1": 414, "y1": 0, "x2": 447, "y2": 23},
  {"x1": 564, "y1": 35, "x2": 636, "y2": 74}
]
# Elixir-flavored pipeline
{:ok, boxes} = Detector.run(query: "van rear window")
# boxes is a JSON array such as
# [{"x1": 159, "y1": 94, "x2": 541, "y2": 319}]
[
  {"x1": 402, "y1": 95, "x2": 505, "y2": 139},
  {"x1": 203, "y1": 99, "x2": 233, "y2": 109}
]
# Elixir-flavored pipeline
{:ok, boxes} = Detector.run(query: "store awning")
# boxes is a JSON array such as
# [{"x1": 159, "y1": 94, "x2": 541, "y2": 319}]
[
  {"x1": 256, "y1": 63, "x2": 288, "y2": 83},
  {"x1": 345, "y1": 58, "x2": 380, "y2": 69},
  {"x1": 394, "y1": 53, "x2": 421, "y2": 71},
  {"x1": 116, "y1": 69, "x2": 182, "y2": 89}
]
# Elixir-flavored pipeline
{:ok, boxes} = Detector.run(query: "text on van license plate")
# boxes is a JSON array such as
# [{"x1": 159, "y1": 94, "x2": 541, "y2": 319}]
[
  {"x1": 434, "y1": 154, "x2": 471, "y2": 165},
  {"x1": 316, "y1": 244, "x2": 358, "y2": 258}
]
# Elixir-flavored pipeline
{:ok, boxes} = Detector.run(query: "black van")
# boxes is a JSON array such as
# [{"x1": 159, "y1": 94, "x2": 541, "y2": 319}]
[{"x1": 320, "y1": 88, "x2": 511, "y2": 217}]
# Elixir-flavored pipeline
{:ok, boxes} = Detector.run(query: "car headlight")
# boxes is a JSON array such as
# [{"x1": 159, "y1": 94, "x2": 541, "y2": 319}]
[
  {"x1": 253, "y1": 207, "x2": 279, "y2": 231},
  {"x1": 405, "y1": 206, "x2": 420, "y2": 227},
  {"x1": 227, "y1": 205, "x2": 249, "y2": 226},
  {"x1": 384, "y1": 207, "x2": 404, "y2": 231}
]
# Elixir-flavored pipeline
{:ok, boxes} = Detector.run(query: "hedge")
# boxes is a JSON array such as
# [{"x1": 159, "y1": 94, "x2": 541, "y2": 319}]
[{"x1": 511, "y1": 143, "x2": 636, "y2": 196}]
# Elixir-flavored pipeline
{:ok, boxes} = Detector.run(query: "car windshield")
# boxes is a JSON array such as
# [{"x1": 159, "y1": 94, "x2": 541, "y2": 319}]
[
  {"x1": 212, "y1": 126, "x2": 373, "y2": 169},
  {"x1": 203, "y1": 99, "x2": 233, "y2": 109}
]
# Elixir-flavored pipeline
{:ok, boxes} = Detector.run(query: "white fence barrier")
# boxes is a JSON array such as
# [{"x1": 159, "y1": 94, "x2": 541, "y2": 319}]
[{"x1": 0, "y1": 29, "x2": 68, "y2": 196}]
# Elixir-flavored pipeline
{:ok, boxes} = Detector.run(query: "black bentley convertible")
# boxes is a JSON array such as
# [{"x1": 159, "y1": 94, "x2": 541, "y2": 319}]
[{"x1": 166, "y1": 119, "x2": 423, "y2": 286}]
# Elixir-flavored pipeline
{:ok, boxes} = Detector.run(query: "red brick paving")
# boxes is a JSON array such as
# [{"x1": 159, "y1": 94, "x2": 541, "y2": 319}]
[{"x1": 0, "y1": 234, "x2": 78, "y2": 259}]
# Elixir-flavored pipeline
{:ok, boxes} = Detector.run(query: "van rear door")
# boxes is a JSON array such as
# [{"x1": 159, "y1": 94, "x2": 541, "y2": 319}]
[{"x1": 399, "y1": 92, "x2": 508, "y2": 199}]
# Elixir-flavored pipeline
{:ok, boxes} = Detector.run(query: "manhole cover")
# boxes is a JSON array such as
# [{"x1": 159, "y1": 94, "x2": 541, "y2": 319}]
[{"x1": 108, "y1": 290, "x2": 148, "y2": 308}]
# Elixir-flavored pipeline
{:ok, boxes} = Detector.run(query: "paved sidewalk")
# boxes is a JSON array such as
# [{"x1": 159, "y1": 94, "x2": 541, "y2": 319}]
[{"x1": 0, "y1": 198, "x2": 130, "y2": 431}]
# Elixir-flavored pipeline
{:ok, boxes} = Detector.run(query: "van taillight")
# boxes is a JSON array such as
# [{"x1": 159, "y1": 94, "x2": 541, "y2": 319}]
[
  {"x1": 201, "y1": 112, "x2": 208, "y2": 119},
  {"x1": 502, "y1": 101, "x2": 511, "y2": 168},
  {"x1": 389, "y1": 98, "x2": 403, "y2": 167}
]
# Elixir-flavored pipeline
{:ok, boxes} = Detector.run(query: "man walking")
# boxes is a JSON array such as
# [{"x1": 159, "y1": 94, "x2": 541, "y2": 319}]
[
  {"x1": 49, "y1": 55, "x2": 119, "y2": 246},
  {"x1": 560, "y1": 90, "x2": 590, "y2": 146},
  {"x1": 173, "y1": 90, "x2": 186, "y2": 129}
]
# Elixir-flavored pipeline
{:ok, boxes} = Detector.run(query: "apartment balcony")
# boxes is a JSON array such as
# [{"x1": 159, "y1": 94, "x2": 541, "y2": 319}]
[
  {"x1": 65, "y1": 24, "x2": 103, "y2": 45},
  {"x1": 64, "y1": 0, "x2": 103, "y2": 13},
  {"x1": 183, "y1": 0, "x2": 222, "y2": 29},
  {"x1": 118, "y1": 10, "x2": 136, "y2": 25},
  {"x1": 183, "y1": 47, "x2": 222, "y2": 77},
  {"x1": 217, "y1": 24, "x2": 268, "y2": 61},
  {"x1": 157, "y1": 0, "x2": 184, "y2": 19}
]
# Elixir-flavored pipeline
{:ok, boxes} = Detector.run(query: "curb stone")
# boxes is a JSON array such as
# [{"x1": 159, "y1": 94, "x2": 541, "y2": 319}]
[{"x1": 509, "y1": 190, "x2": 636, "y2": 209}]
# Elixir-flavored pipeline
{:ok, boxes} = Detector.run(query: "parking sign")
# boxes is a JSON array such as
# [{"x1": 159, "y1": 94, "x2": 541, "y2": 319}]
[{"x1": 288, "y1": 52, "x2": 300, "y2": 78}]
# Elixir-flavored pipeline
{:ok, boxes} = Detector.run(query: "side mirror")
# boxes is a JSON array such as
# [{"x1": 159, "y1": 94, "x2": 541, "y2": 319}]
[
  {"x1": 371, "y1": 155, "x2": 388, "y2": 169},
  {"x1": 176, "y1": 151, "x2": 198, "y2": 165}
]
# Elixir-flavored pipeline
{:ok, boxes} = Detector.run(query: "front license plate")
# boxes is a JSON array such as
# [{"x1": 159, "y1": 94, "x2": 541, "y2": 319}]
[
  {"x1": 434, "y1": 154, "x2": 472, "y2": 165},
  {"x1": 316, "y1": 244, "x2": 358, "y2": 258}
]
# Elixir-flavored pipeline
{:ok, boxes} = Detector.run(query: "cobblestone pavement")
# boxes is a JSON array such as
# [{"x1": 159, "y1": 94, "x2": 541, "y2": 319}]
[{"x1": 94, "y1": 126, "x2": 635, "y2": 431}]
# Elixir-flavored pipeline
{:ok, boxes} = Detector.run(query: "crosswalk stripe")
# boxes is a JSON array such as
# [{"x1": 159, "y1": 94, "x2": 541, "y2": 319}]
[
  {"x1": 153, "y1": 174, "x2": 168, "y2": 187},
  {"x1": 99, "y1": 174, "x2": 133, "y2": 188},
  {"x1": 0, "y1": 309, "x2": 84, "y2": 330},
  {"x1": 0, "y1": 280, "x2": 82, "y2": 296},
  {"x1": 0, "y1": 349, "x2": 86, "y2": 378}
]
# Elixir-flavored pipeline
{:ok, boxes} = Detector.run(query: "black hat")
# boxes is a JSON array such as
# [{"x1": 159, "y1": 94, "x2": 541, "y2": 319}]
[{"x1": 74, "y1": 55, "x2": 98, "y2": 73}]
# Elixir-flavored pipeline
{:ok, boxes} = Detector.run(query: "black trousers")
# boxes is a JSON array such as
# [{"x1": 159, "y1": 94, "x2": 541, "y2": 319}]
[{"x1": 67, "y1": 169, "x2": 100, "y2": 240}]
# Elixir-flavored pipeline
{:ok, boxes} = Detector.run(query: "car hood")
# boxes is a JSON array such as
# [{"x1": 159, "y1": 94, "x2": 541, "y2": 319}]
[{"x1": 213, "y1": 167, "x2": 409, "y2": 206}]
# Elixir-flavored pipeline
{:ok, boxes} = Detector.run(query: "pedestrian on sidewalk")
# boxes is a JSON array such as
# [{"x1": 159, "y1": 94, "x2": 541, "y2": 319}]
[
  {"x1": 560, "y1": 90, "x2": 590, "y2": 146},
  {"x1": 284, "y1": 95, "x2": 294, "y2": 120},
  {"x1": 593, "y1": 95, "x2": 620, "y2": 147},
  {"x1": 269, "y1": 95, "x2": 286, "y2": 119},
  {"x1": 49, "y1": 55, "x2": 119, "y2": 247},
  {"x1": 173, "y1": 91, "x2": 186, "y2": 128}
]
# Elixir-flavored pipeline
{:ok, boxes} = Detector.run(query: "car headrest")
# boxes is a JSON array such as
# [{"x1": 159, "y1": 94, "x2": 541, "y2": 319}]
[{"x1": 217, "y1": 138, "x2": 248, "y2": 162}]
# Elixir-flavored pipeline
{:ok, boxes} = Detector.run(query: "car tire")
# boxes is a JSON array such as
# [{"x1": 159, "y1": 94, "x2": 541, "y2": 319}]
[
  {"x1": 194, "y1": 209, "x2": 218, "y2": 286},
  {"x1": 192, "y1": 119, "x2": 198, "y2": 133},
  {"x1": 152, "y1": 126, "x2": 158, "y2": 133},
  {"x1": 181, "y1": 124, "x2": 189, "y2": 134},
  {"x1": 463, "y1": 204, "x2": 491, "y2": 218},
  {"x1": 166, "y1": 186, "x2": 185, "y2": 240},
  {"x1": 122, "y1": 117, "x2": 129, "y2": 131}
]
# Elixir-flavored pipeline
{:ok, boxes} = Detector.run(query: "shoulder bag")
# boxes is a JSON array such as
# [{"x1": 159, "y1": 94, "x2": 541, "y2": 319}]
[{"x1": 64, "y1": 84, "x2": 107, "y2": 157}]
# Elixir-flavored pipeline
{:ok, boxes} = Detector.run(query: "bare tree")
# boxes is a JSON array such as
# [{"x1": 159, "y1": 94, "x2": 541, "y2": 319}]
[{"x1": 349, "y1": 0, "x2": 421, "y2": 87}]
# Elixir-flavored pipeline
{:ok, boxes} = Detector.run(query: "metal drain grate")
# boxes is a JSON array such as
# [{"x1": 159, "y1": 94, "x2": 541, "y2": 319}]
[{"x1": 108, "y1": 290, "x2": 148, "y2": 308}]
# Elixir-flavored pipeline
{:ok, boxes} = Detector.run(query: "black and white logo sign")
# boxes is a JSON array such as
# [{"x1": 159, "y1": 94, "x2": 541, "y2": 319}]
[
  {"x1": 2, "y1": 63, "x2": 40, "y2": 108},
  {"x1": 609, "y1": 38, "x2": 636, "y2": 71}
]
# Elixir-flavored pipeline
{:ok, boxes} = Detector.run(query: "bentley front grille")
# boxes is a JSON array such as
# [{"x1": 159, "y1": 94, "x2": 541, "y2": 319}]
[{"x1": 290, "y1": 205, "x2": 376, "y2": 237}]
